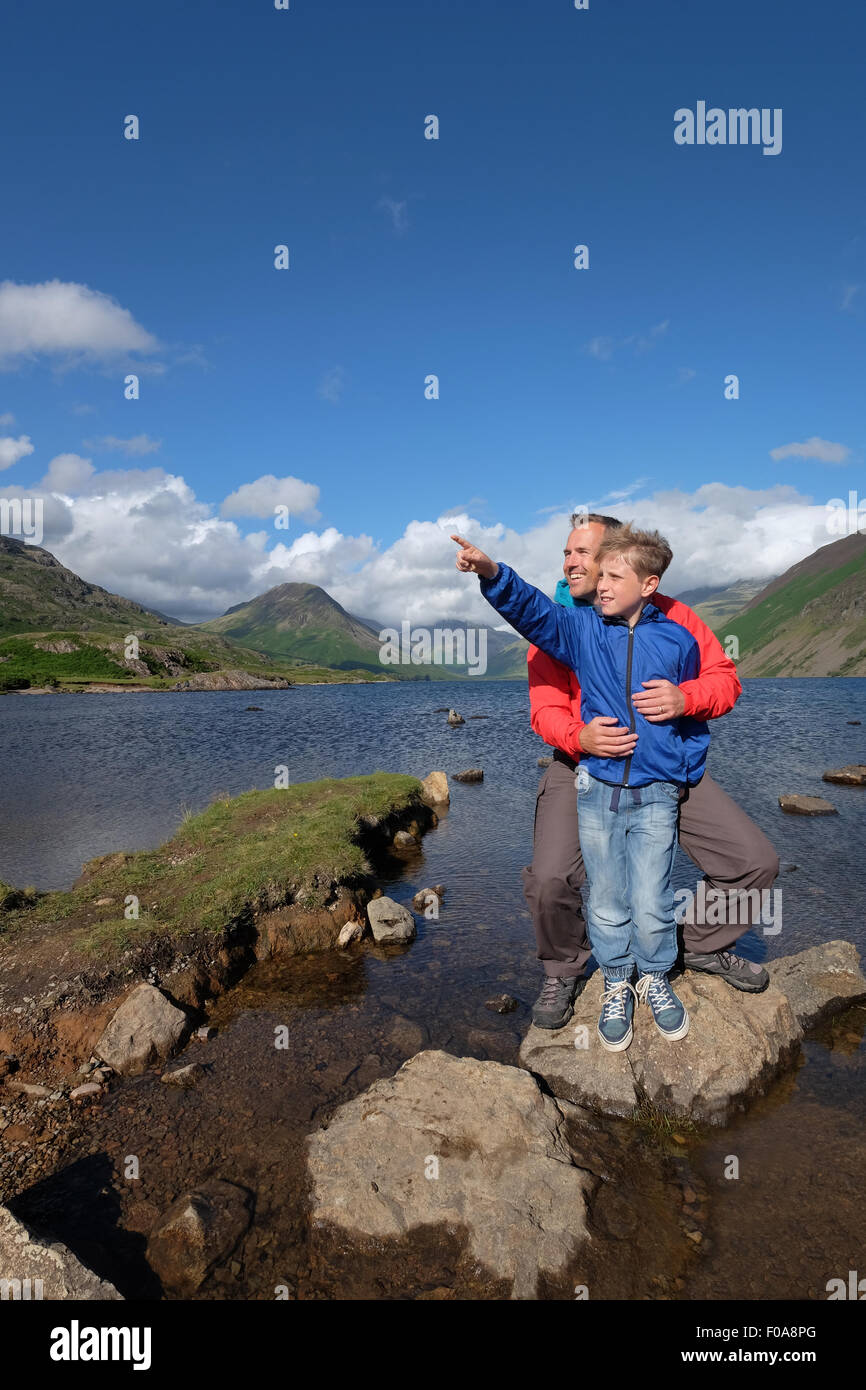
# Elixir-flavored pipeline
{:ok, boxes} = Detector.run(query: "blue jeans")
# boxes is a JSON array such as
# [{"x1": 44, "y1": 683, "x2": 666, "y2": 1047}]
[{"x1": 575, "y1": 767, "x2": 681, "y2": 979}]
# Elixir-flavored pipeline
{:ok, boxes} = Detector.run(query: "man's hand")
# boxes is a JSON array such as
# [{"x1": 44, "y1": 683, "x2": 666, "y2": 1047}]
[
  {"x1": 578, "y1": 716, "x2": 638, "y2": 759},
  {"x1": 631, "y1": 678, "x2": 685, "y2": 723},
  {"x1": 451, "y1": 534, "x2": 499, "y2": 581}
]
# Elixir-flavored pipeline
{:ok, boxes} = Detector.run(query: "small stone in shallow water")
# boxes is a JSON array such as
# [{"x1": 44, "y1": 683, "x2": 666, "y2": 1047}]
[
  {"x1": 195, "y1": 1025, "x2": 216, "y2": 1041},
  {"x1": 161, "y1": 1063, "x2": 204, "y2": 1088},
  {"x1": 485, "y1": 994, "x2": 519, "y2": 1014},
  {"x1": 778, "y1": 794, "x2": 838, "y2": 816},
  {"x1": 454, "y1": 768, "x2": 483, "y2": 783}
]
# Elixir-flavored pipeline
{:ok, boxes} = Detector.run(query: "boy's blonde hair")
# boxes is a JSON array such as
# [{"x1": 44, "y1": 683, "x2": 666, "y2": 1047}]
[{"x1": 597, "y1": 523, "x2": 673, "y2": 582}]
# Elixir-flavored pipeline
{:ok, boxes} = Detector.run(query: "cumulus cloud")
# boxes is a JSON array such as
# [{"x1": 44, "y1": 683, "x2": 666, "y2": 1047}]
[
  {"x1": 2, "y1": 455, "x2": 839, "y2": 626},
  {"x1": 0, "y1": 433, "x2": 34, "y2": 471},
  {"x1": 219, "y1": 474, "x2": 321, "y2": 522},
  {"x1": 0, "y1": 280, "x2": 159, "y2": 368},
  {"x1": 770, "y1": 436, "x2": 850, "y2": 465}
]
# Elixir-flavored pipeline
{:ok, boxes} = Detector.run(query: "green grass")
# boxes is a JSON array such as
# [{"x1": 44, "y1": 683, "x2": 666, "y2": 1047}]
[
  {"x1": 0, "y1": 773, "x2": 425, "y2": 959},
  {"x1": 721, "y1": 551, "x2": 866, "y2": 654},
  {"x1": 0, "y1": 633, "x2": 129, "y2": 683}
]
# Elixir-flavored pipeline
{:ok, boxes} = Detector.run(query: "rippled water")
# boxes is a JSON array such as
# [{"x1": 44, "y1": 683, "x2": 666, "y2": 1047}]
[{"x1": 2, "y1": 678, "x2": 865, "y2": 1299}]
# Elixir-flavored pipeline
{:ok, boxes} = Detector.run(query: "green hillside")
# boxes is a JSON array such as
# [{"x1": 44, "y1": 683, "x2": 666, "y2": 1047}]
[
  {"x1": 721, "y1": 533, "x2": 866, "y2": 676},
  {"x1": 0, "y1": 539, "x2": 388, "y2": 689},
  {"x1": 199, "y1": 582, "x2": 385, "y2": 671}
]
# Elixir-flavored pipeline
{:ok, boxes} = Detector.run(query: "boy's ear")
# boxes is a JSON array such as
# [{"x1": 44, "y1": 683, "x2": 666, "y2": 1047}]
[{"x1": 642, "y1": 574, "x2": 660, "y2": 597}]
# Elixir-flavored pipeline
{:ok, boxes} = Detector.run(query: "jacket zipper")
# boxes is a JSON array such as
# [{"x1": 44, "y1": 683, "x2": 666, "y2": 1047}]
[{"x1": 622, "y1": 624, "x2": 636, "y2": 788}]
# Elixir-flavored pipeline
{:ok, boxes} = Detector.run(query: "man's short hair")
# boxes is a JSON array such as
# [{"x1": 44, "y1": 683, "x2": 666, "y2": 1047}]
[
  {"x1": 569, "y1": 510, "x2": 623, "y2": 533},
  {"x1": 597, "y1": 523, "x2": 673, "y2": 581}
]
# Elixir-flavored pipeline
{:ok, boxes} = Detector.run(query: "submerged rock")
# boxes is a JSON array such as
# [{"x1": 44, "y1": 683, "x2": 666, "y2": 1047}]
[
  {"x1": 146, "y1": 1180, "x2": 253, "y2": 1295},
  {"x1": 778, "y1": 794, "x2": 838, "y2": 815},
  {"x1": 519, "y1": 941, "x2": 866, "y2": 1126},
  {"x1": 367, "y1": 897, "x2": 416, "y2": 944},
  {"x1": 306, "y1": 1050, "x2": 595, "y2": 1300},
  {"x1": 161, "y1": 1062, "x2": 204, "y2": 1088},
  {"x1": 95, "y1": 983, "x2": 190, "y2": 1076},
  {"x1": 446, "y1": 709, "x2": 465, "y2": 726},
  {"x1": 0, "y1": 1205, "x2": 122, "y2": 1299},
  {"x1": 454, "y1": 768, "x2": 483, "y2": 783}
]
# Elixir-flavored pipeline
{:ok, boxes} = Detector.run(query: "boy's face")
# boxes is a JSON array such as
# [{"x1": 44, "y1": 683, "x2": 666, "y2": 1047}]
[{"x1": 596, "y1": 553, "x2": 659, "y2": 620}]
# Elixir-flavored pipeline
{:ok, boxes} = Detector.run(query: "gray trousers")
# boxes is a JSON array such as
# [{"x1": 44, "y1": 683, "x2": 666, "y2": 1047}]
[{"x1": 522, "y1": 756, "x2": 780, "y2": 977}]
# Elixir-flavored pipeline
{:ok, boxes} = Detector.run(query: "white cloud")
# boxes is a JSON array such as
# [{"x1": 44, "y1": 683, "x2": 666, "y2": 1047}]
[
  {"x1": 0, "y1": 411, "x2": 15, "y2": 427},
  {"x1": 770, "y1": 436, "x2": 850, "y2": 465},
  {"x1": 377, "y1": 196, "x2": 409, "y2": 235},
  {"x1": 841, "y1": 284, "x2": 860, "y2": 312},
  {"x1": 0, "y1": 433, "x2": 34, "y2": 471},
  {"x1": 4, "y1": 458, "x2": 838, "y2": 627},
  {"x1": 317, "y1": 366, "x2": 346, "y2": 404},
  {"x1": 219, "y1": 474, "x2": 321, "y2": 522},
  {"x1": 586, "y1": 319, "x2": 671, "y2": 362},
  {"x1": 0, "y1": 279, "x2": 159, "y2": 368},
  {"x1": 83, "y1": 434, "x2": 162, "y2": 456}
]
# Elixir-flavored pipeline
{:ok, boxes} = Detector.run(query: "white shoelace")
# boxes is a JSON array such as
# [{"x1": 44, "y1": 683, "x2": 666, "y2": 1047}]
[
  {"x1": 601, "y1": 978, "x2": 637, "y2": 1020},
  {"x1": 635, "y1": 973, "x2": 675, "y2": 1012}
]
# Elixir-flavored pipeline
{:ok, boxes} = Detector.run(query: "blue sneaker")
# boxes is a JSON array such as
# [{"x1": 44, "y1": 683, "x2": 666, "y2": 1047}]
[
  {"x1": 636, "y1": 972, "x2": 689, "y2": 1041},
  {"x1": 597, "y1": 977, "x2": 636, "y2": 1052}
]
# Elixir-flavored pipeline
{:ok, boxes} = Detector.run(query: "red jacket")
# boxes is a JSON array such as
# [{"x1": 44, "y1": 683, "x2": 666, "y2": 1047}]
[{"x1": 528, "y1": 592, "x2": 741, "y2": 759}]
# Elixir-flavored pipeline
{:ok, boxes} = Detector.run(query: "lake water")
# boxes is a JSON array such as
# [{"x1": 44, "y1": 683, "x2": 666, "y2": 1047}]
[{"x1": 2, "y1": 678, "x2": 866, "y2": 1299}]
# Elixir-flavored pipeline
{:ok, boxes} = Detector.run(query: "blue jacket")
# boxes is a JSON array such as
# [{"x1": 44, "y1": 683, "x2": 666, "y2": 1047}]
[{"x1": 480, "y1": 563, "x2": 709, "y2": 788}]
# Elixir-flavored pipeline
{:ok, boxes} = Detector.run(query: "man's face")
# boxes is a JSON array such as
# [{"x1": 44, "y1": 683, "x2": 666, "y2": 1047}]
[{"x1": 563, "y1": 523, "x2": 608, "y2": 599}]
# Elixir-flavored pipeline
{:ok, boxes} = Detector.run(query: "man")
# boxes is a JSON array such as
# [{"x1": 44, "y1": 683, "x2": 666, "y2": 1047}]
[{"x1": 524, "y1": 512, "x2": 779, "y2": 1029}]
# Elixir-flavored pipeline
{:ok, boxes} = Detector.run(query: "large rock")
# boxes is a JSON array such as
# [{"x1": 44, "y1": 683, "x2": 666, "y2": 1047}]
[
  {"x1": 419, "y1": 771, "x2": 449, "y2": 806},
  {"x1": 95, "y1": 983, "x2": 190, "y2": 1076},
  {"x1": 519, "y1": 942, "x2": 866, "y2": 1126},
  {"x1": 0, "y1": 1205, "x2": 122, "y2": 1300},
  {"x1": 367, "y1": 896, "x2": 416, "y2": 944},
  {"x1": 306, "y1": 1050, "x2": 595, "y2": 1299},
  {"x1": 767, "y1": 940, "x2": 866, "y2": 1029},
  {"x1": 822, "y1": 765, "x2": 866, "y2": 786},
  {"x1": 145, "y1": 1180, "x2": 252, "y2": 1295}
]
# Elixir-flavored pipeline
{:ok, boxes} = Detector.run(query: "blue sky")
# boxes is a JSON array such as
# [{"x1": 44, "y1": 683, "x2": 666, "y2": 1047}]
[{"x1": 0, "y1": 0, "x2": 864, "y2": 622}]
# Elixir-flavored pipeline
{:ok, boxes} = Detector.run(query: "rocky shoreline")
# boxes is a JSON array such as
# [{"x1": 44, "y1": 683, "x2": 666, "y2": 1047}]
[{"x1": 2, "y1": 765, "x2": 866, "y2": 1301}]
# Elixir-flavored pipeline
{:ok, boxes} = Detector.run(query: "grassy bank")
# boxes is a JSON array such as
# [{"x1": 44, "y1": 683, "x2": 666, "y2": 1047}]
[{"x1": 0, "y1": 772, "x2": 426, "y2": 963}]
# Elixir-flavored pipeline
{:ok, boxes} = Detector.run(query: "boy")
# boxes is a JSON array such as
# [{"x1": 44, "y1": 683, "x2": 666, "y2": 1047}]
[{"x1": 452, "y1": 525, "x2": 709, "y2": 1051}]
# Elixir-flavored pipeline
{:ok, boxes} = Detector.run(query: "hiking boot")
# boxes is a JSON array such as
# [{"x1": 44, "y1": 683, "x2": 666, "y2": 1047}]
[
  {"x1": 597, "y1": 977, "x2": 636, "y2": 1052},
  {"x1": 636, "y1": 972, "x2": 689, "y2": 1041},
  {"x1": 683, "y1": 949, "x2": 769, "y2": 993},
  {"x1": 532, "y1": 974, "x2": 585, "y2": 1030}
]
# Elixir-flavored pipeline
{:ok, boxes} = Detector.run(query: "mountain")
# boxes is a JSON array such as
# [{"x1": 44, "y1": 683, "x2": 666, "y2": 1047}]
[
  {"x1": 198, "y1": 582, "x2": 385, "y2": 672},
  {"x1": 198, "y1": 586, "x2": 530, "y2": 678},
  {"x1": 722, "y1": 532, "x2": 866, "y2": 676},
  {"x1": 0, "y1": 535, "x2": 174, "y2": 636},
  {"x1": 676, "y1": 579, "x2": 771, "y2": 630},
  {"x1": 0, "y1": 539, "x2": 383, "y2": 688}
]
